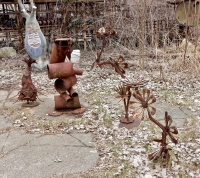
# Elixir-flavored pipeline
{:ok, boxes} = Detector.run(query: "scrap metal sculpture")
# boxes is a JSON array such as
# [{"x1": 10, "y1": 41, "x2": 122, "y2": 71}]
[
  {"x1": 130, "y1": 87, "x2": 178, "y2": 164},
  {"x1": 18, "y1": 58, "x2": 39, "y2": 107},
  {"x1": 47, "y1": 38, "x2": 84, "y2": 115},
  {"x1": 114, "y1": 77, "x2": 178, "y2": 164},
  {"x1": 130, "y1": 88, "x2": 156, "y2": 120},
  {"x1": 148, "y1": 112, "x2": 178, "y2": 164},
  {"x1": 90, "y1": 23, "x2": 128, "y2": 78},
  {"x1": 114, "y1": 77, "x2": 148, "y2": 128},
  {"x1": 114, "y1": 84, "x2": 133, "y2": 123}
]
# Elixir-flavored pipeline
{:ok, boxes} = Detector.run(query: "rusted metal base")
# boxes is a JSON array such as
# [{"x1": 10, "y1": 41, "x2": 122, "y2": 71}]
[
  {"x1": 54, "y1": 95, "x2": 81, "y2": 110},
  {"x1": 22, "y1": 101, "x2": 39, "y2": 107},
  {"x1": 48, "y1": 111, "x2": 63, "y2": 116},
  {"x1": 119, "y1": 118, "x2": 141, "y2": 129},
  {"x1": 48, "y1": 106, "x2": 85, "y2": 117},
  {"x1": 120, "y1": 117, "x2": 134, "y2": 123},
  {"x1": 71, "y1": 107, "x2": 86, "y2": 115},
  {"x1": 148, "y1": 146, "x2": 171, "y2": 164}
]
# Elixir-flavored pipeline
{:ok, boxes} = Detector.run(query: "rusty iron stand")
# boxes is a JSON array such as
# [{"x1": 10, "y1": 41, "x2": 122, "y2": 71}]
[
  {"x1": 120, "y1": 88, "x2": 134, "y2": 123},
  {"x1": 114, "y1": 85, "x2": 141, "y2": 129},
  {"x1": 119, "y1": 88, "x2": 141, "y2": 129}
]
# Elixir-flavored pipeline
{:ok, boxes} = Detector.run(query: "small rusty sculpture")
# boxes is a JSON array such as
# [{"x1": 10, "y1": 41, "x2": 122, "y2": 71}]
[
  {"x1": 18, "y1": 58, "x2": 39, "y2": 107},
  {"x1": 148, "y1": 112, "x2": 178, "y2": 164},
  {"x1": 114, "y1": 77, "x2": 148, "y2": 128},
  {"x1": 114, "y1": 84, "x2": 133, "y2": 123},
  {"x1": 130, "y1": 88, "x2": 178, "y2": 164}
]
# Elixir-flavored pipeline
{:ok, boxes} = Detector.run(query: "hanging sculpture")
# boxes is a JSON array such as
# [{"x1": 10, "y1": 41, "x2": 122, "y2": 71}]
[{"x1": 17, "y1": 0, "x2": 48, "y2": 71}]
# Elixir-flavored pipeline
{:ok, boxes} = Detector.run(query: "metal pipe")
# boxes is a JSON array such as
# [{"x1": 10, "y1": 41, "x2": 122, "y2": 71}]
[
  {"x1": 68, "y1": 87, "x2": 78, "y2": 97},
  {"x1": 54, "y1": 76, "x2": 77, "y2": 94},
  {"x1": 49, "y1": 40, "x2": 71, "y2": 64},
  {"x1": 47, "y1": 62, "x2": 74, "y2": 79},
  {"x1": 54, "y1": 95, "x2": 81, "y2": 110},
  {"x1": 47, "y1": 62, "x2": 83, "y2": 79},
  {"x1": 73, "y1": 68, "x2": 84, "y2": 75},
  {"x1": 60, "y1": 92, "x2": 72, "y2": 102}
]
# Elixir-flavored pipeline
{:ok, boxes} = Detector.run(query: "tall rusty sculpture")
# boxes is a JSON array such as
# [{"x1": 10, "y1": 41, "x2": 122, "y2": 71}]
[
  {"x1": 47, "y1": 38, "x2": 84, "y2": 114},
  {"x1": 17, "y1": 0, "x2": 46, "y2": 106},
  {"x1": 90, "y1": 23, "x2": 128, "y2": 78}
]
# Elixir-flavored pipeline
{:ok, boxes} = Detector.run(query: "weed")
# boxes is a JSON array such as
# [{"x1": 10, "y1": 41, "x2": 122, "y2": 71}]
[{"x1": 103, "y1": 114, "x2": 113, "y2": 128}]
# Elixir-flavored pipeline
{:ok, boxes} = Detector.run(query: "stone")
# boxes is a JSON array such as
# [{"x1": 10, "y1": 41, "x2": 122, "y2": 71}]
[{"x1": 0, "y1": 47, "x2": 16, "y2": 58}]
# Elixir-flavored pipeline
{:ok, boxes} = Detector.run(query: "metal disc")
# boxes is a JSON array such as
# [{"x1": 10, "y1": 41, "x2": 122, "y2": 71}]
[
  {"x1": 119, "y1": 118, "x2": 141, "y2": 129},
  {"x1": 71, "y1": 107, "x2": 86, "y2": 115},
  {"x1": 48, "y1": 111, "x2": 63, "y2": 116},
  {"x1": 22, "y1": 102, "x2": 39, "y2": 107},
  {"x1": 120, "y1": 117, "x2": 135, "y2": 123},
  {"x1": 175, "y1": 1, "x2": 200, "y2": 26}
]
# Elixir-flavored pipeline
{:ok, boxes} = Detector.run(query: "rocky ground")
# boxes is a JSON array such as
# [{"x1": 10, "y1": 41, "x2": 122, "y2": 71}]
[{"x1": 0, "y1": 45, "x2": 200, "y2": 177}]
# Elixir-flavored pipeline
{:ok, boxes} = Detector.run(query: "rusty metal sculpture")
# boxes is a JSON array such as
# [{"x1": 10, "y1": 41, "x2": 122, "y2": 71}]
[
  {"x1": 130, "y1": 88, "x2": 156, "y2": 120},
  {"x1": 114, "y1": 77, "x2": 148, "y2": 128},
  {"x1": 18, "y1": 58, "x2": 39, "y2": 107},
  {"x1": 90, "y1": 23, "x2": 127, "y2": 78},
  {"x1": 130, "y1": 88, "x2": 178, "y2": 164},
  {"x1": 148, "y1": 112, "x2": 178, "y2": 164},
  {"x1": 98, "y1": 56, "x2": 128, "y2": 78},
  {"x1": 114, "y1": 76, "x2": 178, "y2": 163},
  {"x1": 91, "y1": 23, "x2": 115, "y2": 66},
  {"x1": 114, "y1": 84, "x2": 133, "y2": 123},
  {"x1": 47, "y1": 38, "x2": 84, "y2": 115}
]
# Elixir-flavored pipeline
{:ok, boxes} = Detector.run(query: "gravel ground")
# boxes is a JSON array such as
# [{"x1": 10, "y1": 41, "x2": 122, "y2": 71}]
[{"x1": 0, "y1": 46, "x2": 200, "y2": 177}]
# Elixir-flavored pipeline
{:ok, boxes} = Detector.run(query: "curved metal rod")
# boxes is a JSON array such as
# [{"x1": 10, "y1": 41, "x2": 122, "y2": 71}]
[{"x1": 147, "y1": 108, "x2": 165, "y2": 130}]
